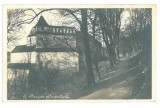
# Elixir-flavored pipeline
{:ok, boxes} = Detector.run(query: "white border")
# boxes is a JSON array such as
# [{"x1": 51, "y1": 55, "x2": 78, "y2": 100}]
[{"x1": 1, "y1": 0, "x2": 160, "y2": 108}]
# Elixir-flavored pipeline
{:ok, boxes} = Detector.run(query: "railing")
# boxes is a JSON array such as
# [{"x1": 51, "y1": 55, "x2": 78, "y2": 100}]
[{"x1": 28, "y1": 26, "x2": 76, "y2": 37}]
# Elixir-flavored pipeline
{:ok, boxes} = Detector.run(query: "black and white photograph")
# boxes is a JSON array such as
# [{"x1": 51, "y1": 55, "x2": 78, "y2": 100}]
[{"x1": 3, "y1": 5, "x2": 155, "y2": 101}]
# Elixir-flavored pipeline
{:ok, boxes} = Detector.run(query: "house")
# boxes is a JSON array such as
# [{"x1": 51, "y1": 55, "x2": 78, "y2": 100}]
[{"x1": 8, "y1": 16, "x2": 104, "y2": 73}]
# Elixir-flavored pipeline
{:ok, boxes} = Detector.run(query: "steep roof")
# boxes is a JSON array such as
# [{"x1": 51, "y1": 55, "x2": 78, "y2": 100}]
[
  {"x1": 11, "y1": 45, "x2": 35, "y2": 53},
  {"x1": 35, "y1": 16, "x2": 49, "y2": 27},
  {"x1": 8, "y1": 63, "x2": 35, "y2": 69},
  {"x1": 11, "y1": 45, "x2": 78, "y2": 53}
]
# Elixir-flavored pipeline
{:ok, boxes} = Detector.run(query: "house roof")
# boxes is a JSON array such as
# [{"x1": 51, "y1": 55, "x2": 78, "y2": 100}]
[
  {"x1": 8, "y1": 63, "x2": 35, "y2": 69},
  {"x1": 11, "y1": 45, "x2": 35, "y2": 53},
  {"x1": 35, "y1": 16, "x2": 49, "y2": 27},
  {"x1": 11, "y1": 45, "x2": 78, "y2": 53},
  {"x1": 28, "y1": 27, "x2": 36, "y2": 37},
  {"x1": 35, "y1": 47, "x2": 77, "y2": 52}
]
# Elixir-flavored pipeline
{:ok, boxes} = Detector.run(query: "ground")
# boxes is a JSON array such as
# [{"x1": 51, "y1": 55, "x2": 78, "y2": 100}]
[{"x1": 78, "y1": 52, "x2": 152, "y2": 99}]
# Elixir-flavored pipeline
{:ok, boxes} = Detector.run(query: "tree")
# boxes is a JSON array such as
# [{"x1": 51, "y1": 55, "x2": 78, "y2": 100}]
[
  {"x1": 7, "y1": 9, "x2": 26, "y2": 49},
  {"x1": 97, "y1": 9, "x2": 124, "y2": 67},
  {"x1": 87, "y1": 9, "x2": 101, "y2": 80},
  {"x1": 56, "y1": 9, "x2": 96, "y2": 86},
  {"x1": 81, "y1": 9, "x2": 95, "y2": 86},
  {"x1": 127, "y1": 8, "x2": 152, "y2": 54}
]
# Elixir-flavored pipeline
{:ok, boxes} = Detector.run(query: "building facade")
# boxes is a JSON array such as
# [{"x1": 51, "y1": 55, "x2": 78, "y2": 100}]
[{"x1": 8, "y1": 16, "x2": 103, "y2": 73}]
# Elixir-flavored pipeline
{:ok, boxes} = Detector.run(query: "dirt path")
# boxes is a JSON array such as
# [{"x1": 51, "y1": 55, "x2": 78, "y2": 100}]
[{"x1": 79, "y1": 54, "x2": 151, "y2": 99}]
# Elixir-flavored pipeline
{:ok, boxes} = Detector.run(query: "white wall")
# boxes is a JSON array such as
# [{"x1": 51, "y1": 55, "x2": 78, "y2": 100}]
[
  {"x1": 11, "y1": 52, "x2": 36, "y2": 63},
  {"x1": 39, "y1": 52, "x2": 79, "y2": 71},
  {"x1": 11, "y1": 52, "x2": 79, "y2": 71}
]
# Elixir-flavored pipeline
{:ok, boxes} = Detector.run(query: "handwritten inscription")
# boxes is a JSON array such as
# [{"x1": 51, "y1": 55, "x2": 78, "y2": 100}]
[{"x1": 23, "y1": 93, "x2": 70, "y2": 100}]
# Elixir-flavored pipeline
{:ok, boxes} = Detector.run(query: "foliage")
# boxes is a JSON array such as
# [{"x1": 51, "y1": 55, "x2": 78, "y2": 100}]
[
  {"x1": 7, "y1": 69, "x2": 28, "y2": 100},
  {"x1": 7, "y1": 67, "x2": 87, "y2": 100},
  {"x1": 7, "y1": 9, "x2": 27, "y2": 49}
]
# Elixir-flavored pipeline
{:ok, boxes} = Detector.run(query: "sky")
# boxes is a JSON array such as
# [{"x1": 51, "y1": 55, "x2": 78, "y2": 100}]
[{"x1": 121, "y1": 9, "x2": 130, "y2": 29}]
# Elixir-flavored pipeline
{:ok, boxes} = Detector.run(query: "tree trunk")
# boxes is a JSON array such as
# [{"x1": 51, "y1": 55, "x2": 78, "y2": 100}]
[
  {"x1": 81, "y1": 9, "x2": 95, "y2": 87},
  {"x1": 92, "y1": 11, "x2": 101, "y2": 80},
  {"x1": 98, "y1": 9, "x2": 117, "y2": 68}
]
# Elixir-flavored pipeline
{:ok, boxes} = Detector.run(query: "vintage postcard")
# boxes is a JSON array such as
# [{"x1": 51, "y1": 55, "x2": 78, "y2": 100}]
[{"x1": 2, "y1": 4, "x2": 156, "y2": 101}]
